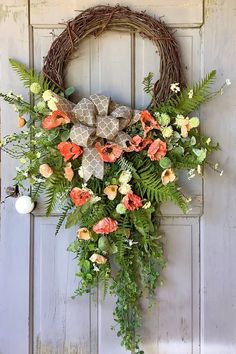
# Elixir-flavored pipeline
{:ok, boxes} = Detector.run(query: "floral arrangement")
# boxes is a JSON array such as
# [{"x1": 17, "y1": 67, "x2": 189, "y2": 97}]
[{"x1": 0, "y1": 60, "x2": 228, "y2": 354}]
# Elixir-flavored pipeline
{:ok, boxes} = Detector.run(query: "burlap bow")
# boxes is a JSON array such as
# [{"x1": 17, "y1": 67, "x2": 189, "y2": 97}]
[{"x1": 52, "y1": 93, "x2": 141, "y2": 181}]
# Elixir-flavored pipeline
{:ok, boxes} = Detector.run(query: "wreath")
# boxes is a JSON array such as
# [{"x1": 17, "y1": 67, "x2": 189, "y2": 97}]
[{"x1": 0, "y1": 5, "x2": 229, "y2": 354}]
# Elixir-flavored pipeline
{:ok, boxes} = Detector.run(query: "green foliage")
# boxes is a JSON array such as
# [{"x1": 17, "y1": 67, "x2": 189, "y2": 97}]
[
  {"x1": 55, "y1": 200, "x2": 74, "y2": 235},
  {"x1": 158, "y1": 70, "x2": 217, "y2": 115},
  {"x1": 142, "y1": 72, "x2": 154, "y2": 95}
]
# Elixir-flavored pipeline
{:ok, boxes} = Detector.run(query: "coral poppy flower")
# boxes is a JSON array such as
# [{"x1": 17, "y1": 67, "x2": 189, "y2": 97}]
[
  {"x1": 93, "y1": 217, "x2": 118, "y2": 234},
  {"x1": 161, "y1": 168, "x2": 176, "y2": 185},
  {"x1": 42, "y1": 110, "x2": 70, "y2": 130},
  {"x1": 95, "y1": 142, "x2": 123, "y2": 163},
  {"x1": 58, "y1": 142, "x2": 83, "y2": 162},
  {"x1": 77, "y1": 227, "x2": 92, "y2": 240},
  {"x1": 64, "y1": 163, "x2": 74, "y2": 182},
  {"x1": 89, "y1": 253, "x2": 107, "y2": 264},
  {"x1": 148, "y1": 138, "x2": 167, "y2": 161},
  {"x1": 122, "y1": 193, "x2": 143, "y2": 211},
  {"x1": 70, "y1": 187, "x2": 91, "y2": 206},
  {"x1": 126, "y1": 135, "x2": 153, "y2": 152},
  {"x1": 104, "y1": 185, "x2": 118, "y2": 200},
  {"x1": 140, "y1": 110, "x2": 160, "y2": 137}
]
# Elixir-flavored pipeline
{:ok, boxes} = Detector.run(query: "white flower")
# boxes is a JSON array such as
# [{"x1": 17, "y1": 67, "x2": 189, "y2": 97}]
[
  {"x1": 36, "y1": 152, "x2": 41, "y2": 158},
  {"x1": 91, "y1": 196, "x2": 101, "y2": 204},
  {"x1": 119, "y1": 170, "x2": 132, "y2": 184},
  {"x1": 35, "y1": 132, "x2": 43, "y2": 138},
  {"x1": 143, "y1": 201, "x2": 151, "y2": 209},
  {"x1": 119, "y1": 183, "x2": 132, "y2": 195},
  {"x1": 47, "y1": 99, "x2": 57, "y2": 111},
  {"x1": 206, "y1": 137, "x2": 211, "y2": 145},
  {"x1": 162, "y1": 126, "x2": 173, "y2": 138},
  {"x1": 197, "y1": 165, "x2": 202, "y2": 175},
  {"x1": 170, "y1": 83, "x2": 180, "y2": 93},
  {"x1": 188, "y1": 89, "x2": 193, "y2": 99},
  {"x1": 42, "y1": 90, "x2": 53, "y2": 101},
  {"x1": 220, "y1": 170, "x2": 224, "y2": 176},
  {"x1": 93, "y1": 264, "x2": 100, "y2": 272},
  {"x1": 127, "y1": 239, "x2": 138, "y2": 247},
  {"x1": 116, "y1": 203, "x2": 126, "y2": 214},
  {"x1": 226, "y1": 79, "x2": 231, "y2": 86},
  {"x1": 78, "y1": 166, "x2": 84, "y2": 178}
]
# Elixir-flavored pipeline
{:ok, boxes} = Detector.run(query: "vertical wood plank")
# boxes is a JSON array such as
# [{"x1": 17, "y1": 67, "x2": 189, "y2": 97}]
[
  {"x1": 201, "y1": 1, "x2": 236, "y2": 353},
  {"x1": 0, "y1": 1, "x2": 30, "y2": 354}
]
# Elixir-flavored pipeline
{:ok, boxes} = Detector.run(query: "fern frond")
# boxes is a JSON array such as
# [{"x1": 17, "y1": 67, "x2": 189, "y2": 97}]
[
  {"x1": 158, "y1": 70, "x2": 217, "y2": 115},
  {"x1": 31, "y1": 182, "x2": 45, "y2": 201},
  {"x1": 142, "y1": 72, "x2": 154, "y2": 95},
  {"x1": 55, "y1": 200, "x2": 74, "y2": 235}
]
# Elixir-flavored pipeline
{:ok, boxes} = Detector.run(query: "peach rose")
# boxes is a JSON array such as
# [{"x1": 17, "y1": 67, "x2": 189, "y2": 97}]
[
  {"x1": 148, "y1": 139, "x2": 167, "y2": 161},
  {"x1": 89, "y1": 253, "x2": 107, "y2": 265},
  {"x1": 122, "y1": 193, "x2": 143, "y2": 211},
  {"x1": 18, "y1": 116, "x2": 26, "y2": 128},
  {"x1": 161, "y1": 168, "x2": 176, "y2": 185},
  {"x1": 104, "y1": 185, "x2": 118, "y2": 200},
  {"x1": 64, "y1": 163, "x2": 74, "y2": 182},
  {"x1": 77, "y1": 227, "x2": 92, "y2": 240},
  {"x1": 39, "y1": 163, "x2": 53, "y2": 178},
  {"x1": 93, "y1": 217, "x2": 118, "y2": 234}
]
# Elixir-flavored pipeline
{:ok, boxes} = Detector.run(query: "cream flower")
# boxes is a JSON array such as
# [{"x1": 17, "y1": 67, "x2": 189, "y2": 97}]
[
  {"x1": 161, "y1": 168, "x2": 176, "y2": 185},
  {"x1": 78, "y1": 166, "x2": 84, "y2": 178},
  {"x1": 42, "y1": 90, "x2": 53, "y2": 101},
  {"x1": 226, "y1": 79, "x2": 231, "y2": 86},
  {"x1": 47, "y1": 99, "x2": 58, "y2": 111},
  {"x1": 162, "y1": 126, "x2": 173, "y2": 138},
  {"x1": 77, "y1": 227, "x2": 91, "y2": 241},
  {"x1": 89, "y1": 253, "x2": 107, "y2": 265},
  {"x1": 119, "y1": 170, "x2": 132, "y2": 184},
  {"x1": 119, "y1": 183, "x2": 132, "y2": 195}
]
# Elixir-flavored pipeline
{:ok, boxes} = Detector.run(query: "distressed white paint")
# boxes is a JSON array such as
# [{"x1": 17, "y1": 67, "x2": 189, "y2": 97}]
[
  {"x1": 30, "y1": 0, "x2": 204, "y2": 27},
  {"x1": 1, "y1": 1, "x2": 236, "y2": 354}
]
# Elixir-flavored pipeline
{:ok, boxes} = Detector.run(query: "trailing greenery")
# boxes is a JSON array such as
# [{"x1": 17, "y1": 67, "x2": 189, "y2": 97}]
[{"x1": 0, "y1": 60, "x2": 226, "y2": 354}]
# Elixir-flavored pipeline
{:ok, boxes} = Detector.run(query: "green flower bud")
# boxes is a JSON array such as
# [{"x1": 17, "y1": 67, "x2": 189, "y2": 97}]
[
  {"x1": 116, "y1": 203, "x2": 126, "y2": 214},
  {"x1": 30, "y1": 82, "x2": 41, "y2": 94}
]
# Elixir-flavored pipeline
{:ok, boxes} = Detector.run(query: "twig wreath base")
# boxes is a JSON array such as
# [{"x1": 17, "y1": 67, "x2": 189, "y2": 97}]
[{"x1": 43, "y1": 5, "x2": 184, "y2": 103}]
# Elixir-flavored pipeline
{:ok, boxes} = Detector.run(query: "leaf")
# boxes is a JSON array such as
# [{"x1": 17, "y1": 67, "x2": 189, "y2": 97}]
[
  {"x1": 65, "y1": 86, "x2": 75, "y2": 97},
  {"x1": 159, "y1": 157, "x2": 171, "y2": 169},
  {"x1": 65, "y1": 208, "x2": 82, "y2": 228}
]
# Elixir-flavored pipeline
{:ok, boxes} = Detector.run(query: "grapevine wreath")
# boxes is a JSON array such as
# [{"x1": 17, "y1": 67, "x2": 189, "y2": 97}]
[{"x1": 0, "y1": 5, "x2": 228, "y2": 354}]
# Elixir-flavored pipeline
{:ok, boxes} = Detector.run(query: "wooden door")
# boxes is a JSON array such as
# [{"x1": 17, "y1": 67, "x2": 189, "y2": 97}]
[{"x1": 0, "y1": 1, "x2": 235, "y2": 354}]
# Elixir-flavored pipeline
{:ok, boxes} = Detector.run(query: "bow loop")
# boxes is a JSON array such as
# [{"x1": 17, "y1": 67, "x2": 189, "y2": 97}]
[{"x1": 53, "y1": 93, "x2": 141, "y2": 181}]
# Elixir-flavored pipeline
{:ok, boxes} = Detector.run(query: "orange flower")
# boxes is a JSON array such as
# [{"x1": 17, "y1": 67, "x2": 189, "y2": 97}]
[
  {"x1": 18, "y1": 116, "x2": 26, "y2": 128},
  {"x1": 161, "y1": 168, "x2": 176, "y2": 185},
  {"x1": 42, "y1": 110, "x2": 70, "y2": 130},
  {"x1": 39, "y1": 163, "x2": 53, "y2": 178},
  {"x1": 58, "y1": 142, "x2": 83, "y2": 162},
  {"x1": 64, "y1": 163, "x2": 74, "y2": 182},
  {"x1": 104, "y1": 185, "x2": 118, "y2": 200},
  {"x1": 89, "y1": 253, "x2": 107, "y2": 264},
  {"x1": 141, "y1": 110, "x2": 160, "y2": 136},
  {"x1": 123, "y1": 193, "x2": 143, "y2": 211},
  {"x1": 95, "y1": 142, "x2": 122, "y2": 163},
  {"x1": 148, "y1": 138, "x2": 167, "y2": 161},
  {"x1": 93, "y1": 217, "x2": 118, "y2": 234},
  {"x1": 77, "y1": 227, "x2": 92, "y2": 240},
  {"x1": 70, "y1": 187, "x2": 91, "y2": 206},
  {"x1": 126, "y1": 135, "x2": 153, "y2": 152}
]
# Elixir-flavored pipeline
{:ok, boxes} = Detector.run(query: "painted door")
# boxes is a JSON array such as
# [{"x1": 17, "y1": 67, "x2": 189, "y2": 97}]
[{"x1": 0, "y1": 1, "x2": 235, "y2": 354}]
